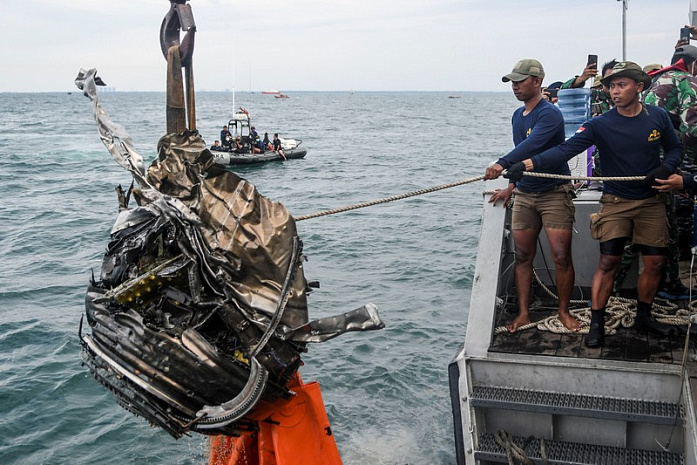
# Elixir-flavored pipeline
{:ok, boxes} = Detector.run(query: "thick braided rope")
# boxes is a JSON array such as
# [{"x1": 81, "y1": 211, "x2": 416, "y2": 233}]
[
  {"x1": 519, "y1": 172, "x2": 645, "y2": 182},
  {"x1": 533, "y1": 269, "x2": 590, "y2": 306},
  {"x1": 493, "y1": 296, "x2": 695, "y2": 335},
  {"x1": 497, "y1": 267, "x2": 697, "y2": 334},
  {"x1": 293, "y1": 172, "x2": 647, "y2": 222},
  {"x1": 293, "y1": 175, "x2": 484, "y2": 222},
  {"x1": 493, "y1": 430, "x2": 535, "y2": 465}
]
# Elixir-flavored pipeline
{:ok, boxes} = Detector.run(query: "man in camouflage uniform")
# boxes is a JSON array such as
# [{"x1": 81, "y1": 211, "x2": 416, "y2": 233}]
[
  {"x1": 590, "y1": 74, "x2": 615, "y2": 117},
  {"x1": 560, "y1": 58, "x2": 618, "y2": 100},
  {"x1": 643, "y1": 45, "x2": 697, "y2": 299},
  {"x1": 560, "y1": 62, "x2": 597, "y2": 90},
  {"x1": 559, "y1": 58, "x2": 617, "y2": 118}
]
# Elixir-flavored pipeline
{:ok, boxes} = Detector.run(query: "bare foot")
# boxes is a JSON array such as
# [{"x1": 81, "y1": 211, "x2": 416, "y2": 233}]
[
  {"x1": 558, "y1": 311, "x2": 582, "y2": 332},
  {"x1": 506, "y1": 314, "x2": 530, "y2": 333}
]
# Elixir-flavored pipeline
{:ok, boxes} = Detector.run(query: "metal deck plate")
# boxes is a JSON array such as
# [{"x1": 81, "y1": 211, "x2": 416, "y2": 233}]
[
  {"x1": 471, "y1": 385, "x2": 683, "y2": 425},
  {"x1": 476, "y1": 432, "x2": 684, "y2": 465}
]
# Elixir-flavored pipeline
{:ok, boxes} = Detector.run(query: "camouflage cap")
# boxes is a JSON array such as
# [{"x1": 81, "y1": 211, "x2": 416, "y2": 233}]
[
  {"x1": 591, "y1": 75, "x2": 603, "y2": 88},
  {"x1": 642, "y1": 63, "x2": 663, "y2": 73},
  {"x1": 600, "y1": 61, "x2": 652, "y2": 89},
  {"x1": 502, "y1": 59, "x2": 545, "y2": 82}
]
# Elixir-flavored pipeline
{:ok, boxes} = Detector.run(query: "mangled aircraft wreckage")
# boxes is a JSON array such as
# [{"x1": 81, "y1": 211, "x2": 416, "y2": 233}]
[{"x1": 75, "y1": 0, "x2": 383, "y2": 441}]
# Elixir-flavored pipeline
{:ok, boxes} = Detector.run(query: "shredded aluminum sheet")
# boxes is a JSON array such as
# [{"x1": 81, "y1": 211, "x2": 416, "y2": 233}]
[{"x1": 75, "y1": 68, "x2": 384, "y2": 437}]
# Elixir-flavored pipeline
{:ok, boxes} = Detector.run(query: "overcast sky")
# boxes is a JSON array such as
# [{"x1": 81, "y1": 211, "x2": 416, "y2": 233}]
[{"x1": 0, "y1": 0, "x2": 692, "y2": 92}]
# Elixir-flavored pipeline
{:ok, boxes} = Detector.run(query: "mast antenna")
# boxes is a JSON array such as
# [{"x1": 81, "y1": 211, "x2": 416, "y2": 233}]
[{"x1": 618, "y1": 0, "x2": 628, "y2": 61}]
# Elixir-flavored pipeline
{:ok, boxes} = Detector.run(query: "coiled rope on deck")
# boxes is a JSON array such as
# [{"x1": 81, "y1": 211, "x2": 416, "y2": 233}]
[
  {"x1": 494, "y1": 429, "x2": 548, "y2": 465},
  {"x1": 494, "y1": 269, "x2": 697, "y2": 334},
  {"x1": 493, "y1": 294, "x2": 697, "y2": 335},
  {"x1": 292, "y1": 171, "x2": 646, "y2": 222}
]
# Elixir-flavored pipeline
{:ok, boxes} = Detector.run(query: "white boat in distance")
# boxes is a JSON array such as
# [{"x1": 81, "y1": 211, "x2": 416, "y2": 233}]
[{"x1": 210, "y1": 109, "x2": 306, "y2": 166}]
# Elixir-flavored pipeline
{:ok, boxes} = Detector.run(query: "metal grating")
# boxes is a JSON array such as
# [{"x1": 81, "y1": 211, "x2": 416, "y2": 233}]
[
  {"x1": 471, "y1": 385, "x2": 683, "y2": 425},
  {"x1": 476, "y1": 432, "x2": 684, "y2": 465}
]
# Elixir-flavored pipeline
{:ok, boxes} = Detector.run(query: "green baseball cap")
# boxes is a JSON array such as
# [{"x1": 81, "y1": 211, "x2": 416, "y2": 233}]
[{"x1": 502, "y1": 59, "x2": 545, "y2": 82}]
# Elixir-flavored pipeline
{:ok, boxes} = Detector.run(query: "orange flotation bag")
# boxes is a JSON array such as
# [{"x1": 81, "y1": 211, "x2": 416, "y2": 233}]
[{"x1": 209, "y1": 374, "x2": 342, "y2": 465}]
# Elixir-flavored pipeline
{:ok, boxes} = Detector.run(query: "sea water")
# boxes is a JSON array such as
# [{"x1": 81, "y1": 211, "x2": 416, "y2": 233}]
[{"x1": 0, "y1": 90, "x2": 518, "y2": 464}]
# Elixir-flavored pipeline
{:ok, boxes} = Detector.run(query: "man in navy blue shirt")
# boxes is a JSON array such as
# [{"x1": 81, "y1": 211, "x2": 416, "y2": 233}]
[
  {"x1": 502, "y1": 61, "x2": 682, "y2": 347},
  {"x1": 484, "y1": 59, "x2": 581, "y2": 334}
]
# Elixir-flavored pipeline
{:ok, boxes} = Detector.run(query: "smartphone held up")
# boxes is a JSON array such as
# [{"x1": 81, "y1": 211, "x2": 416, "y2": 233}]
[{"x1": 681, "y1": 27, "x2": 691, "y2": 43}]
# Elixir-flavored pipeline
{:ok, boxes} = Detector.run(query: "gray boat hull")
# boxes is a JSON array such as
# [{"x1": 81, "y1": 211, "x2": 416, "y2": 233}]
[{"x1": 211, "y1": 149, "x2": 307, "y2": 166}]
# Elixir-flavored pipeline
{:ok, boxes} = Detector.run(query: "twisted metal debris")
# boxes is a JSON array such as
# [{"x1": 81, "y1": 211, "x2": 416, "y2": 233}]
[{"x1": 74, "y1": 68, "x2": 384, "y2": 438}]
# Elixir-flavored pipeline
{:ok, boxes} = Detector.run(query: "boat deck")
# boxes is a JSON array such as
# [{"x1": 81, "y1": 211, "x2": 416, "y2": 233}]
[
  {"x1": 490, "y1": 288, "x2": 697, "y2": 365},
  {"x1": 453, "y1": 183, "x2": 697, "y2": 464}
]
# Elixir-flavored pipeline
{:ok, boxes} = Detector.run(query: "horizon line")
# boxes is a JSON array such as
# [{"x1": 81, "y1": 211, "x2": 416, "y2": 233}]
[{"x1": 0, "y1": 89, "x2": 510, "y2": 94}]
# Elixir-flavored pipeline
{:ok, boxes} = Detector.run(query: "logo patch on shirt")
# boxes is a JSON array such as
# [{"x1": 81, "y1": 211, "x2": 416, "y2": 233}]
[
  {"x1": 575, "y1": 126, "x2": 586, "y2": 134},
  {"x1": 526, "y1": 128, "x2": 532, "y2": 137},
  {"x1": 648, "y1": 129, "x2": 661, "y2": 142}
]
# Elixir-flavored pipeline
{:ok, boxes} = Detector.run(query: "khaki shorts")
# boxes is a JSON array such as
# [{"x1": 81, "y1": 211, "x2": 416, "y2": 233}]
[
  {"x1": 511, "y1": 184, "x2": 576, "y2": 231},
  {"x1": 589, "y1": 193, "x2": 669, "y2": 247}
]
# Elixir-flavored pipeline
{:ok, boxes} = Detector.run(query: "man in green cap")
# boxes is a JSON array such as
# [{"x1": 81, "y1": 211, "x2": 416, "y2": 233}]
[
  {"x1": 484, "y1": 59, "x2": 580, "y2": 334},
  {"x1": 491, "y1": 61, "x2": 682, "y2": 348}
]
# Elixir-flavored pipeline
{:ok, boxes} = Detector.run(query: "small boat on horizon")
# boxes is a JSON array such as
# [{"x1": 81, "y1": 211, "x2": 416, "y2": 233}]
[
  {"x1": 274, "y1": 93, "x2": 290, "y2": 99},
  {"x1": 262, "y1": 89, "x2": 281, "y2": 95}
]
